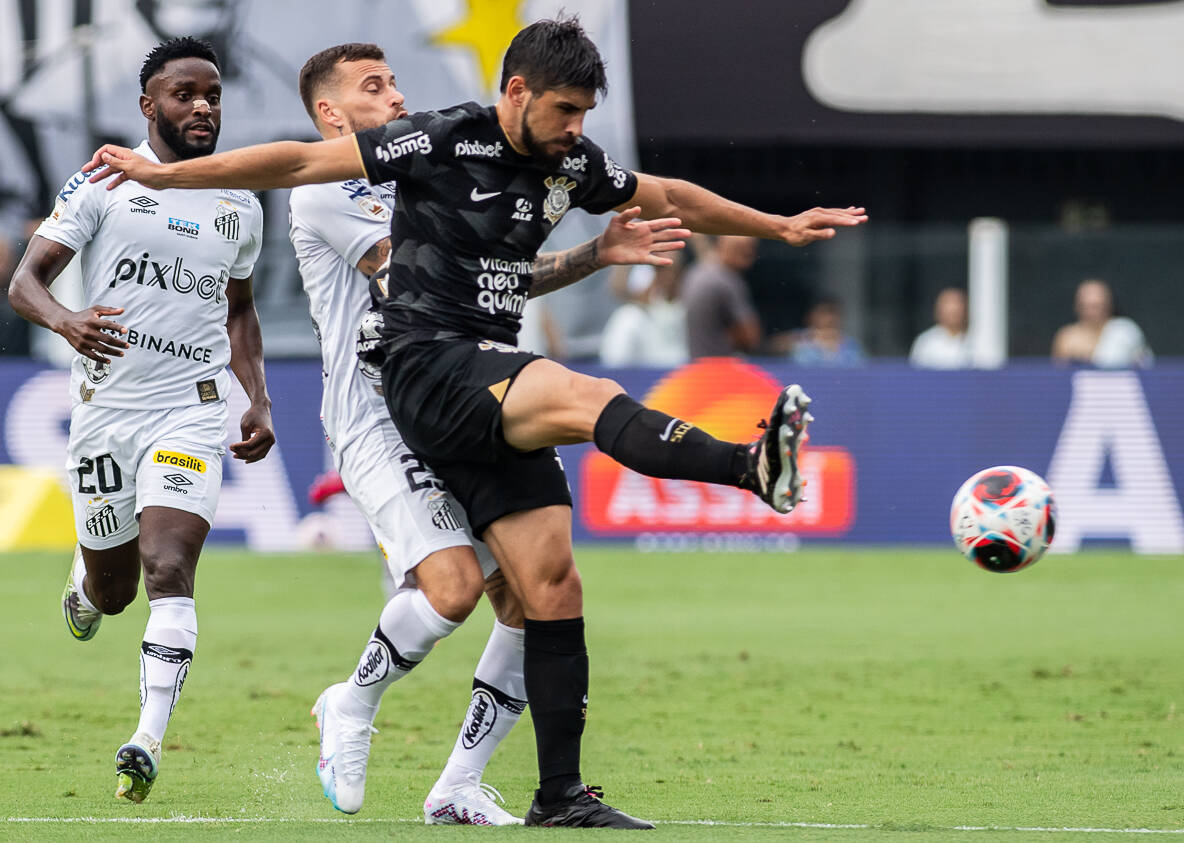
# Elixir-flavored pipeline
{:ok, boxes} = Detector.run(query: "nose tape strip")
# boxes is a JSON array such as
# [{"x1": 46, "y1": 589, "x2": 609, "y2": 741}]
[{"x1": 192, "y1": 98, "x2": 210, "y2": 110}]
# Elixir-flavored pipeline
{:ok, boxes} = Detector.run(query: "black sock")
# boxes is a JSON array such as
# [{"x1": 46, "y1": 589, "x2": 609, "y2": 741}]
[
  {"x1": 593, "y1": 394, "x2": 748, "y2": 487},
  {"x1": 524, "y1": 617, "x2": 587, "y2": 803}
]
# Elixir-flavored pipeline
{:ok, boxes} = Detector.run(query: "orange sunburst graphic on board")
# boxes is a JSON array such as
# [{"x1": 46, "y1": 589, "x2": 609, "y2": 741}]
[
  {"x1": 643, "y1": 357, "x2": 785, "y2": 442},
  {"x1": 579, "y1": 359, "x2": 856, "y2": 535}
]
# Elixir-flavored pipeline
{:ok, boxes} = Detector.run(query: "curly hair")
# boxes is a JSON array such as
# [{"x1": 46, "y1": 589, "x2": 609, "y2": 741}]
[{"x1": 140, "y1": 36, "x2": 220, "y2": 92}]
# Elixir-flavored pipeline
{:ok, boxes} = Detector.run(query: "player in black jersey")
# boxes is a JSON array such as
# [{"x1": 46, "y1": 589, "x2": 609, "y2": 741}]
[{"x1": 85, "y1": 17, "x2": 867, "y2": 828}]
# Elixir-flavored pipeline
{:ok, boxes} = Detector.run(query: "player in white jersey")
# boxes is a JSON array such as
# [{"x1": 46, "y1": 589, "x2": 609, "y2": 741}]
[
  {"x1": 7, "y1": 38, "x2": 273, "y2": 803},
  {"x1": 289, "y1": 44, "x2": 689, "y2": 823}
]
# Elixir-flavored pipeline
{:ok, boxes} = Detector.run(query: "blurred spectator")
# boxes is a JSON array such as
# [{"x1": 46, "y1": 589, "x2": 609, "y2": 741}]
[
  {"x1": 1051, "y1": 278, "x2": 1152, "y2": 368},
  {"x1": 910, "y1": 287, "x2": 972, "y2": 369},
  {"x1": 600, "y1": 256, "x2": 688, "y2": 367},
  {"x1": 789, "y1": 296, "x2": 865, "y2": 367},
  {"x1": 0, "y1": 218, "x2": 33, "y2": 356},
  {"x1": 518, "y1": 297, "x2": 566, "y2": 360},
  {"x1": 682, "y1": 235, "x2": 761, "y2": 357}
]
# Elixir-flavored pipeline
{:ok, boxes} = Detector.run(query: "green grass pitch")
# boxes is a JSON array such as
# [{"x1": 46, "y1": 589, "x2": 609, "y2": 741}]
[{"x1": 1, "y1": 546, "x2": 1183, "y2": 841}]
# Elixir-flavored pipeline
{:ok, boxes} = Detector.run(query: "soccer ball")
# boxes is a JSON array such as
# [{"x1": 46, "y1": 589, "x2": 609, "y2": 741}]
[{"x1": 950, "y1": 466, "x2": 1056, "y2": 573}]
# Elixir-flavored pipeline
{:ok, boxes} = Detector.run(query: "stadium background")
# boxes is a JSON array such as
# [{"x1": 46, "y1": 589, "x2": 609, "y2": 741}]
[{"x1": 0, "y1": 0, "x2": 1181, "y2": 556}]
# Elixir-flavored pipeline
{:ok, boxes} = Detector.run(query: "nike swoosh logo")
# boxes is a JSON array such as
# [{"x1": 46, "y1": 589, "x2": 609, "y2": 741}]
[
  {"x1": 470, "y1": 188, "x2": 501, "y2": 202},
  {"x1": 659, "y1": 418, "x2": 679, "y2": 441}
]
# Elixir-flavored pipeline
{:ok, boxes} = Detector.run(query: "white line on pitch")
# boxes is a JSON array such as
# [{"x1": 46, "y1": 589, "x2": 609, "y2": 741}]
[{"x1": 6, "y1": 817, "x2": 1184, "y2": 833}]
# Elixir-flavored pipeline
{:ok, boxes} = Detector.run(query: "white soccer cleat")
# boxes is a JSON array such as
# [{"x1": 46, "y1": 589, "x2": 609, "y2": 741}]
[
  {"x1": 424, "y1": 780, "x2": 524, "y2": 825},
  {"x1": 311, "y1": 683, "x2": 376, "y2": 814}
]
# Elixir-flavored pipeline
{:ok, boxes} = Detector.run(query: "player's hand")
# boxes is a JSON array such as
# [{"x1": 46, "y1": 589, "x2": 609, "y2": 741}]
[
  {"x1": 780, "y1": 206, "x2": 868, "y2": 246},
  {"x1": 55, "y1": 306, "x2": 129, "y2": 364},
  {"x1": 597, "y1": 206, "x2": 690, "y2": 267},
  {"x1": 230, "y1": 402, "x2": 276, "y2": 463},
  {"x1": 82, "y1": 145, "x2": 167, "y2": 191}
]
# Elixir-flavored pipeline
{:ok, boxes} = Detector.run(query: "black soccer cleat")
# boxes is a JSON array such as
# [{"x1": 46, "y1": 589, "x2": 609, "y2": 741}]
[
  {"x1": 524, "y1": 783, "x2": 655, "y2": 829},
  {"x1": 739, "y1": 384, "x2": 813, "y2": 514}
]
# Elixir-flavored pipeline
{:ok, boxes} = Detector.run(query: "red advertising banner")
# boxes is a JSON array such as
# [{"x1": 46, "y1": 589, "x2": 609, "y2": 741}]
[{"x1": 578, "y1": 358, "x2": 856, "y2": 535}]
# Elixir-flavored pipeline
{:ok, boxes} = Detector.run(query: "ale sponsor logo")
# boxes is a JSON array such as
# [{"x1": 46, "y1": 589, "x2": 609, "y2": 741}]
[
  {"x1": 580, "y1": 359, "x2": 856, "y2": 535},
  {"x1": 512, "y1": 197, "x2": 533, "y2": 222}
]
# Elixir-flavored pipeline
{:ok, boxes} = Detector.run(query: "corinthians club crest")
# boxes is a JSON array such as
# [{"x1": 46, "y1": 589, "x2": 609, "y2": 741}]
[{"x1": 542, "y1": 176, "x2": 576, "y2": 224}]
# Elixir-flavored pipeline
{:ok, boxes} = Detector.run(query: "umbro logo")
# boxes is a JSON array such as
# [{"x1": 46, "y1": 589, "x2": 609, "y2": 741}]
[
  {"x1": 141, "y1": 642, "x2": 192, "y2": 664},
  {"x1": 470, "y1": 187, "x2": 500, "y2": 202},
  {"x1": 129, "y1": 195, "x2": 158, "y2": 215},
  {"x1": 162, "y1": 473, "x2": 192, "y2": 486}
]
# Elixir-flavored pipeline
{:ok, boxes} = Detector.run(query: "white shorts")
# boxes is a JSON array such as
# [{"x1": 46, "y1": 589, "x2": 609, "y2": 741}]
[
  {"x1": 66, "y1": 402, "x2": 228, "y2": 550},
  {"x1": 335, "y1": 420, "x2": 497, "y2": 589}
]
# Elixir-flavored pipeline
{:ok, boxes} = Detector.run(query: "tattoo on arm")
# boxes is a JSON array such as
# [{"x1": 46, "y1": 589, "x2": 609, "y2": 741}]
[
  {"x1": 529, "y1": 238, "x2": 602, "y2": 298},
  {"x1": 356, "y1": 237, "x2": 391, "y2": 278}
]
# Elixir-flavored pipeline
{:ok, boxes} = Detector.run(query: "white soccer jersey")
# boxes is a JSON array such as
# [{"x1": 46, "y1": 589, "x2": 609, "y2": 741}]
[
  {"x1": 36, "y1": 141, "x2": 263, "y2": 409},
  {"x1": 288, "y1": 178, "x2": 393, "y2": 455}
]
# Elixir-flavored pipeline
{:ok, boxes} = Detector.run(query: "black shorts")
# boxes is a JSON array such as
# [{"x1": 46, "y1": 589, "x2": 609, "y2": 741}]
[{"x1": 381, "y1": 338, "x2": 572, "y2": 536}]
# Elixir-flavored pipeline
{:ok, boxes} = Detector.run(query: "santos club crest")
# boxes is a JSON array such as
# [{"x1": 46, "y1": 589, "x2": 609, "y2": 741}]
[
  {"x1": 214, "y1": 200, "x2": 240, "y2": 241},
  {"x1": 542, "y1": 176, "x2": 576, "y2": 224}
]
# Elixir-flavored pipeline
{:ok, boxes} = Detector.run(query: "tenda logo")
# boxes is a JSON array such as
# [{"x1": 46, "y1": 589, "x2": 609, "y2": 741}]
[{"x1": 580, "y1": 358, "x2": 855, "y2": 534}]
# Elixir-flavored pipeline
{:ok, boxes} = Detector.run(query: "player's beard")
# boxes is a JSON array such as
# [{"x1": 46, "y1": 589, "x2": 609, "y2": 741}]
[
  {"x1": 520, "y1": 108, "x2": 568, "y2": 170},
  {"x1": 156, "y1": 113, "x2": 220, "y2": 160}
]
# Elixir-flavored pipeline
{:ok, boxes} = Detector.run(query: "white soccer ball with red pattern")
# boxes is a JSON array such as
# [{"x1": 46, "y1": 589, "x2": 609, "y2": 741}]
[{"x1": 950, "y1": 465, "x2": 1056, "y2": 573}]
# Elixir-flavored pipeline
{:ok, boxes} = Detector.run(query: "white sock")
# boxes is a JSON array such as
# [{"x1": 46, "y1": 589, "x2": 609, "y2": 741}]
[
  {"x1": 342, "y1": 588, "x2": 459, "y2": 718},
  {"x1": 72, "y1": 546, "x2": 99, "y2": 613},
  {"x1": 436, "y1": 621, "x2": 526, "y2": 789},
  {"x1": 136, "y1": 596, "x2": 197, "y2": 744}
]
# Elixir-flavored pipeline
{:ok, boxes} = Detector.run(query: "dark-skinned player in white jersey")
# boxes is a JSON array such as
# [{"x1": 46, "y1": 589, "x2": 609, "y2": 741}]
[
  {"x1": 11, "y1": 37, "x2": 274, "y2": 804},
  {"x1": 83, "y1": 17, "x2": 867, "y2": 827}
]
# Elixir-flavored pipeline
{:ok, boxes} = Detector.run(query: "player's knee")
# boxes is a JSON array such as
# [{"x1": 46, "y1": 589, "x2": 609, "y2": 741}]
[
  {"x1": 585, "y1": 376, "x2": 624, "y2": 406},
  {"x1": 93, "y1": 579, "x2": 138, "y2": 615},
  {"x1": 566, "y1": 375, "x2": 624, "y2": 438},
  {"x1": 523, "y1": 556, "x2": 582, "y2": 616},
  {"x1": 423, "y1": 584, "x2": 482, "y2": 623},
  {"x1": 139, "y1": 550, "x2": 194, "y2": 598},
  {"x1": 419, "y1": 566, "x2": 484, "y2": 623}
]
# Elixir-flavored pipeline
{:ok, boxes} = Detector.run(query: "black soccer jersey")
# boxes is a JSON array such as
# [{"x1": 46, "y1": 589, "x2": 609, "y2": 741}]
[{"x1": 354, "y1": 102, "x2": 638, "y2": 348}]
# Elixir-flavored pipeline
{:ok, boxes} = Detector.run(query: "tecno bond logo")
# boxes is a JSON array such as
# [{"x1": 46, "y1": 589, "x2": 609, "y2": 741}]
[{"x1": 579, "y1": 358, "x2": 856, "y2": 535}]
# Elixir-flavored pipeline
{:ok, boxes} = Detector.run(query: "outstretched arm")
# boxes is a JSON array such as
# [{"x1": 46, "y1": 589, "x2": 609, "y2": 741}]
[
  {"x1": 83, "y1": 135, "x2": 366, "y2": 192},
  {"x1": 620, "y1": 172, "x2": 867, "y2": 246},
  {"x1": 530, "y1": 206, "x2": 690, "y2": 299}
]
